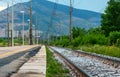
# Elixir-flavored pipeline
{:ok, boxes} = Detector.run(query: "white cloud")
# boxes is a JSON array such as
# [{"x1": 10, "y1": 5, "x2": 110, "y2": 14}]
[{"x1": 0, "y1": 0, "x2": 30, "y2": 11}]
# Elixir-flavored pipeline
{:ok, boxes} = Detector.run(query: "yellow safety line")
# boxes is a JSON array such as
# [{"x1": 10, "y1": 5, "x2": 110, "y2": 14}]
[{"x1": 0, "y1": 45, "x2": 38, "y2": 59}]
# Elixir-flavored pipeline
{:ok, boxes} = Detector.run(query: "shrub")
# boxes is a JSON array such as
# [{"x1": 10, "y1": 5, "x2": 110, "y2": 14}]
[
  {"x1": 72, "y1": 27, "x2": 86, "y2": 38},
  {"x1": 82, "y1": 34, "x2": 107, "y2": 45},
  {"x1": 54, "y1": 39, "x2": 69, "y2": 47},
  {"x1": 72, "y1": 36, "x2": 82, "y2": 46},
  {"x1": 72, "y1": 33, "x2": 107, "y2": 46},
  {"x1": 109, "y1": 31, "x2": 120, "y2": 46}
]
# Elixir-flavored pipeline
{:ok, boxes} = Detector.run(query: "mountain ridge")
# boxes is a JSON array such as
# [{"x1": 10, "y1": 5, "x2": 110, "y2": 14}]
[{"x1": 0, "y1": 0, "x2": 101, "y2": 35}]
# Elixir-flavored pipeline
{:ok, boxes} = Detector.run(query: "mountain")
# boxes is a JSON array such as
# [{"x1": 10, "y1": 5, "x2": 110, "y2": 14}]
[{"x1": 0, "y1": 0, "x2": 101, "y2": 35}]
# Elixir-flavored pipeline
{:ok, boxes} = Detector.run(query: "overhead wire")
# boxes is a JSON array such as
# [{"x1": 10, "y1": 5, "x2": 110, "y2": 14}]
[{"x1": 46, "y1": 0, "x2": 58, "y2": 43}]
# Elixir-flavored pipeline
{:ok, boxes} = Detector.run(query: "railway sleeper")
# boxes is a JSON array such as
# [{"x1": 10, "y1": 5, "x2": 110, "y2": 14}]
[
  {"x1": 74, "y1": 51, "x2": 120, "y2": 68},
  {"x1": 51, "y1": 48, "x2": 91, "y2": 77}
]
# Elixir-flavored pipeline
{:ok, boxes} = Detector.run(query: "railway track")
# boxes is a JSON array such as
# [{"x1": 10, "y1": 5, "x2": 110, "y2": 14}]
[
  {"x1": 74, "y1": 50, "x2": 120, "y2": 68},
  {"x1": 50, "y1": 46, "x2": 120, "y2": 77},
  {"x1": 49, "y1": 47, "x2": 92, "y2": 77}
]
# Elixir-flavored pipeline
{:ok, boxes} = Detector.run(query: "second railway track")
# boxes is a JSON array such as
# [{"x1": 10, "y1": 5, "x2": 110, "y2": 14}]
[
  {"x1": 74, "y1": 50, "x2": 120, "y2": 68},
  {"x1": 49, "y1": 47, "x2": 92, "y2": 77},
  {"x1": 50, "y1": 46, "x2": 120, "y2": 77}
]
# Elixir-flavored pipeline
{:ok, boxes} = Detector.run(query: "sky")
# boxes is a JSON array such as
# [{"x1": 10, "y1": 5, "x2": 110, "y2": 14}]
[{"x1": 0, "y1": 0, "x2": 109, "y2": 13}]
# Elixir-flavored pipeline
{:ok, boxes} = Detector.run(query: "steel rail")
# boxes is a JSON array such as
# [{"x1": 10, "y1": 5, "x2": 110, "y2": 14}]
[{"x1": 49, "y1": 47, "x2": 92, "y2": 77}]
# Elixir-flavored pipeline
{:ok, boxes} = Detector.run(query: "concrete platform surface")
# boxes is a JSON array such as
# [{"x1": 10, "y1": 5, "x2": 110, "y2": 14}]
[
  {"x1": 0, "y1": 45, "x2": 39, "y2": 59},
  {"x1": 11, "y1": 45, "x2": 46, "y2": 77},
  {"x1": 11, "y1": 74, "x2": 45, "y2": 77}
]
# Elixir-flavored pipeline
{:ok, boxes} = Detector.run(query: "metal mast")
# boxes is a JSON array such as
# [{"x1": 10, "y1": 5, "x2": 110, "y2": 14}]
[
  {"x1": 20, "y1": 11, "x2": 25, "y2": 45},
  {"x1": 7, "y1": 2, "x2": 10, "y2": 46},
  {"x1": 69, "y1": 0, "x2": 73, "y2": 45},
  {"x1": 29, "y1": 0, "x2": 33, "y2": 45},
  {"x1": 36, "y1": 15, "x2": 38, "y2": 45},
  {"x1": 12, "y1": 0, "x2": 14, "y2": 46}
]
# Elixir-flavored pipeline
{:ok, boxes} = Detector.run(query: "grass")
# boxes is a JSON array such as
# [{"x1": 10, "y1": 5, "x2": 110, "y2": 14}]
[
  {"x1": 0, "y1": 39, "x2": 7, "y2": 47},
  {"x1": 46, "y1": 47, "x2": 70, "y2": 77},
  {"x1": 78, "y1": 45, "x2": 120, "y2": 58},
  {"x1": 0, "y1": 38, "x2": 29, "y2": 47}
]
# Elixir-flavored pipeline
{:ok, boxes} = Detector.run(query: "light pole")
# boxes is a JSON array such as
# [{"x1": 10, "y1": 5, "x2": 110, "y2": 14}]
[
  {"x1": 36, "y1": 31, "x2": 38, "y2": 45},
  {"x1": 27, "y1": 19, "x2": 30, "y2": 44},
  {"x1": 11, "y1": 0, "x2": 14, "y2": 46},
  {"x1": 33, "y1": 24, "x2": 35, "y2": 44},
  {"x1": 20, "y1": 11, "x2": 25, "y2": 45}
]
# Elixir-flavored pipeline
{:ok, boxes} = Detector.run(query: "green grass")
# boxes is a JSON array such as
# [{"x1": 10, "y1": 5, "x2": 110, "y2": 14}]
[
  {"x1": 78, "y1": 45, "x2": 120, "y2": 58},
  {"x1": 46, "y1": 47, "x2": 70, "y2": 77},
  {"x1": 0, "y1": 39, "x2": 7, "y2": 47},
  {"x1": 0, "y1": 38, "x2": 29, "y2": 47}
]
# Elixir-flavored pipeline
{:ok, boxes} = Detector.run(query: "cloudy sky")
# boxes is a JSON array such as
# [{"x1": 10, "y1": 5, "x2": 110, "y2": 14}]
[{"x1": 0, "y1": 0, "x2": 109, "y2": 13}]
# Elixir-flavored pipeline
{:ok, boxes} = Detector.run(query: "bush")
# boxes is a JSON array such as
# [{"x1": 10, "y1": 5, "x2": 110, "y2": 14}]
[
  {"x1": 0, "y1": 38, "x2": 7, "y2": 46},
  {"x1": 72, "y1": 27, "x2": 107, "y2": 47},
  {"x1": 0, "y1": 38, "x2": 3, "y2": 42},
  {"x1": 51, "y1": 27, "x2": 108, "y2": 47},
  {"x1": 2, "y1": 40, "x2": 7, "y2": 46},
  {"x1": 72, "y1": 36, "x2": 82, "y2": 46},
  {"x1": 72, "y1": 27, "x2": 86, "y2": 38},
  {"x1": 72, "y1": 34, "x2": 107, "y2": 46},
  {"x1": 51, "y1": 36, "x2": 69, "y2": 47},
  {"x1": 109, "y1": 31, "x2": 120, "y2": 46},
  {"x1": 54, "y1": 39, "x2": 69, "y2": 47}
]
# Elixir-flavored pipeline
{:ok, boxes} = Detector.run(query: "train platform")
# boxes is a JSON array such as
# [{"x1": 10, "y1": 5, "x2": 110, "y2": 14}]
[
  {"x1": 10, "y1": 45, "x2": 46, "y2": 77},
  {"x1": 0, "y1": 45, "x2": 39, "y2": 59}
]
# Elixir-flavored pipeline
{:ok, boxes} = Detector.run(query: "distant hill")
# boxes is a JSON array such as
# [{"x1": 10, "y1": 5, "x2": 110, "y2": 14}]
[{"x1": 0, "y1": 0, "x2": 101, "y2": 35}]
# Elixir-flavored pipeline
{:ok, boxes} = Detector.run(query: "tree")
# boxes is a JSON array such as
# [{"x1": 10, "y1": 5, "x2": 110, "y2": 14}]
[
  {"x1": 109, "y1": 31, "x2": 120, "y2": 45},
  {"x1": 72, "y1": 27, "x2": 86, "y2": 38},
  {"x1": 101, "y1": 0, "x2": 120, "y2": 36},
  {"x1": 88, "y1": 27, "x2": 104, "y2": 34}
]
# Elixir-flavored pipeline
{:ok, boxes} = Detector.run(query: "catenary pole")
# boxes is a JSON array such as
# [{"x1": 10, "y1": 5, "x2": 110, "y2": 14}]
[
  {"x1": 69, "y1": 0, "x2": 73, "y2": 45},
  {"x1": 12, "y1": 0, "x2": 14, "y2": 46},
  {"x1": 29, "y1": 0, "x2": 33, "y2": 45},
  {"x1": 20, "y1": 11, "x2": 25, "y2": 45},
  {"x1": 7, "y1": 2, "x2": 10, "y2": 46}
]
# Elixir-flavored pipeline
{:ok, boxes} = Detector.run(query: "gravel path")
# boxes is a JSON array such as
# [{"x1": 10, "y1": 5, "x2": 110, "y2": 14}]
[{"x1": 51, "y1": 47, "x2": 120, "y2": 77}]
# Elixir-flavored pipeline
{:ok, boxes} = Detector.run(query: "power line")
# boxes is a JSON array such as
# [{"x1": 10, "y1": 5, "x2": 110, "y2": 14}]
[
  {"x1": 52, "y1": 0, "x2": 59, "y2": 41},
  {"x1": 46, "y1": 0, "x2": 58, "y2": 44}
]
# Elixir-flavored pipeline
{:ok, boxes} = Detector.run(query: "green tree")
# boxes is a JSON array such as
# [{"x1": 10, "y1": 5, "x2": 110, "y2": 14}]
[
  {"x1": 109, "y1": 31, "x2": 120, "y2": 45},
  {"x1": 101, "y1": 0, "x2": 120, "y2": 36},
  {"x1": 88, "y1": 27, "x2": 104, "y2": 34},
  {"x1": 72, "y1": 27, "x2": 86, "y2": 38}
]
